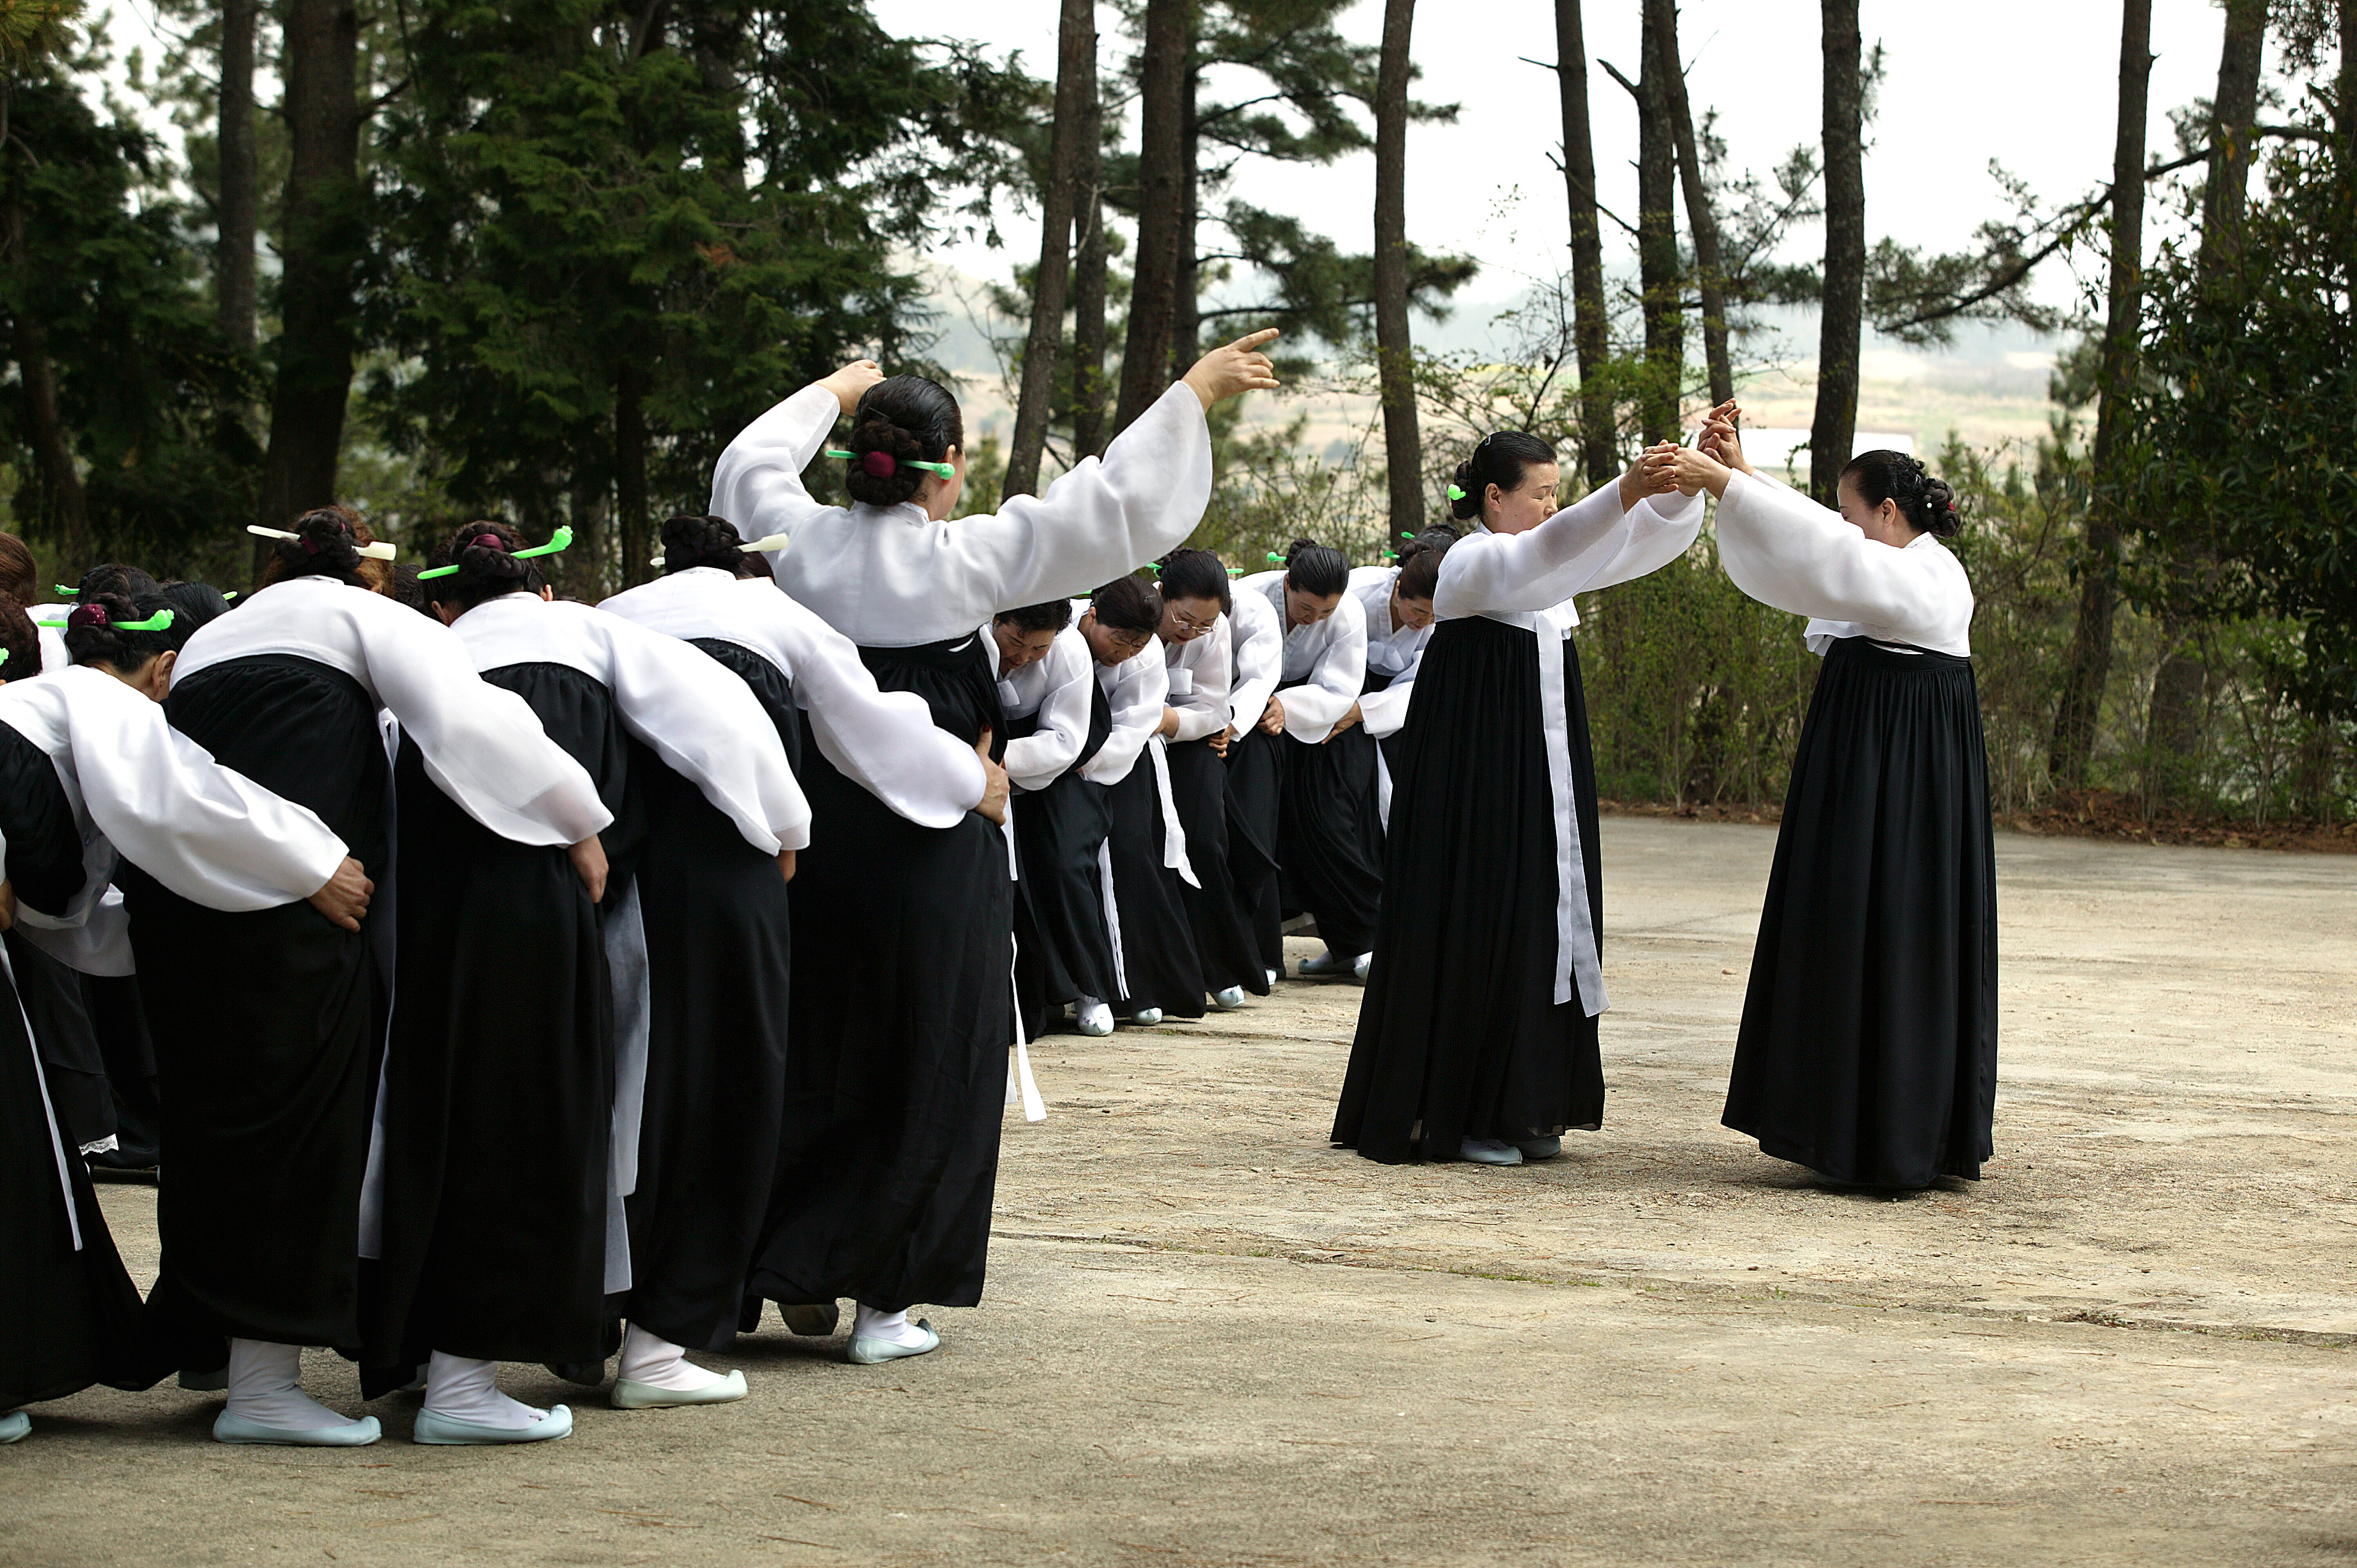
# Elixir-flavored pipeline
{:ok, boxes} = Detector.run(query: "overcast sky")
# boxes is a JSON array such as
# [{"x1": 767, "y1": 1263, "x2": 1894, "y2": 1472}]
[{"x1": 875, "y1": 0, "x2": 2269, "y2": 320}]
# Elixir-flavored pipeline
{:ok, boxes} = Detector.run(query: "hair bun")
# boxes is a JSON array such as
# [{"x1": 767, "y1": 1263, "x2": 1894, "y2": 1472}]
[{"x1": 844, "y1": 416, "x2": 929, "y2": 508}]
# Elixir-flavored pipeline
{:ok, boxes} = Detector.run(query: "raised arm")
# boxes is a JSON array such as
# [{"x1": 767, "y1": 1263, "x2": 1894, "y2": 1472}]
[
  {"x1": 1713, "y1": 471, "x2": 1961, "y2": 633},
  {"x1": 1277, "y1": 595, "x2": 1368, "y2": 743},
  {"x1": 1433, "y1": 448, "x2": 1681, "y2": 616},
  {"x1": 599, "y1": 611, "x2": 808, "y2": 854},
  {"x1": 1002, "y1": 634, "x2": 1093, "y2": 791},
  {"x1": 709, "y1": 361, "x2": 879, "y2": 546},
  {"x1": 60, "y1": 668, "x2": 350, "y2": 910}
]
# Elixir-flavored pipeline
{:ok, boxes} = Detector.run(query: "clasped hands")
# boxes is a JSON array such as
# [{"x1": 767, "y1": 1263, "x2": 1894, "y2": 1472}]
[{"x1": 1625, "y1": 400, "x2": 1758, "y2": 504}]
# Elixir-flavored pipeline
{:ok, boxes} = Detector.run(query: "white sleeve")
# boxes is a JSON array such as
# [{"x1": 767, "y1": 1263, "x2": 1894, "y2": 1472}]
[
  {"x1": 708, "y1": 383, "x2": 841, "y2": 542},
  {"x1": 1227, "y1": 596, "x2": 1282, "y2": 735},
  {"x1": 937, "y1": 383, "x2": 1213, "y2": 611},
  {"x1": 64, "y1": 672, "x2": 348, "y2": 910},
  {"x1": 1167, "y1": 626, "x2": 1231, "y2": 743},
  {"x1": 1715, "y1": 472, "x2": 1959, "y2": 635},
  {"x1": 1357, "y1": 653, "x2": 1420, "y2": 739},
  {"x1": 358, "y1": 601, "x2": 614, "y2": 848},
  {"x1": 600, "y1": 615, "x2": 807, "y2": 854},
  {"x1": 1433, "y1": 484, "x2": 1638, "y2": 616},
  {"x1": 1586, "y1": 488, "x2": 1706, "y2": 593},
  {"x1": 1279, "y1": 596, "x2": 1368, "y2": 742},
  {"x1": 1081, "y1": 648, "x2": 1169, "y2": 783},
  {"x1": 1003, "y1": 638, "x2": 1092, "y2": 791},
  {"x1": 777, "y1": 598, "x2": 988, "y2": 829}
]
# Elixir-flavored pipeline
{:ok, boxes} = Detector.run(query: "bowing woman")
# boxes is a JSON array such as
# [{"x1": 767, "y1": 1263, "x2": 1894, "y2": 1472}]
[
  {"x1": 1152, "y1": 549, "x2": 1265, "y2": 1011},
  {"x1": 125, "y1": 508, "x2": 611, "y2": 1446},
  {"x1": 1333, "y1": 435, "x2": 1699, "y2": 1167},
  {"x1": 1672, "y1": 419, "x2": 1996, "y2": 1189},
  {"x1": 1220, "y1": 569, "x2": 1285, "y2": 986},
  {"x1": 706, "y1": 334, "x2": 1273, "y2": 1363},
  {"x1": 601, "y1": 516, "x2": 999, "y2": 1358},
  {"x1": 1335, "y1": 528, "x2": 1455, "y2": 827},
  {"x1": 1235, "y1": 541, "x2": 1371, "y2": 981},
  {"x1": 1, "y1": 594, "x2": 369, "y2": 1443},
  {"x1": 360, "y1": 521, "x2": 804, "y2": 1442}
]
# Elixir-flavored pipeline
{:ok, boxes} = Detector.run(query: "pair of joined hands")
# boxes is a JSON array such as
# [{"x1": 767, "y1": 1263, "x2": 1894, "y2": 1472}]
[{"x1": 1620, "y1": 401, "x2": 1757, "y2": 507}]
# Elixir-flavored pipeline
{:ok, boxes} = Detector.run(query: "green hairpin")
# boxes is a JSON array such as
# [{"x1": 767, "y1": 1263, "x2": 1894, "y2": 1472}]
[
  {"x1": 824, "y1": 448, "x2": 956, "y2": 479},
  {"x1": 1265, "y1": 552, "x2": 1285, "y2": 564},
  {"x1": 37, "y1": 608, "x2": 175, "y2": 632},
  {"x1": 1144, "y1": 562, "x2": 1161, "y2": 575},
  {"x1": 0, "y1": 647, "x2": 10, "y2": 669},
  {"x1": 1445, "y1": 484, "x2": 1467, "y2": 501},
  {"x1": 53, "y1": 584, "x2": 77, "y2": 598},
  {"x1": 1383, "y1": 549, "x2": 1398, "y2": 560},
  {"x1": 1400, "y1": 531, "x2": 1415, "y2": 542},
  {"x1": 417, "y1": 525, "x2": 574, "y2": 580}
]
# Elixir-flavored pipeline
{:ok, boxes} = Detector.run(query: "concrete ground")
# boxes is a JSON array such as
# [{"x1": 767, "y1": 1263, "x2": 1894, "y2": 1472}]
[{"x1": 4, "y1": 818, "x2": 2353, "y2": 1567}]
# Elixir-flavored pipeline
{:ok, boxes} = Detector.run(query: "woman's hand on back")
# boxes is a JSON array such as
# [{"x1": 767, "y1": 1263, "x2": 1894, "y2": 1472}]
[
  {"x1": 568, "y1": 836, "x2": 609, "y2": 904},
  {"x1": 1183, "y1": 329, "x2": 1283, "y2": 411},
  {"x1": 307, "y1": 856, "x2": 374, "y2": 932},
  {"x1": 973, "y1": 733, "x2": 1011, "y2": 826}
]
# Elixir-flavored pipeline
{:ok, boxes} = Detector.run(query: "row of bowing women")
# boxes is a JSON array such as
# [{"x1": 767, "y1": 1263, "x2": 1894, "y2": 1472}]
[{"x1": 2, "y1": 328, "x2": 1998, "y2": 1452}]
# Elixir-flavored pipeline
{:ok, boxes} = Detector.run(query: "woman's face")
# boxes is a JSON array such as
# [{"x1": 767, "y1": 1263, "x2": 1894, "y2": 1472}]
[
  {"x1": 1390, "y1": 583, "x2": 1434, "y2": 632},
  {"x1": 1836, "y1": 472, "x2": 1913, "y2": 546},
  {"x1": 1485, "y1": 461, "x2": 1562, "y2": 536},
  {"x1": 1159, "y1": 594, "x2": 1220, "y2": 644},
  {"x1": 1283, "y1": 583, "x2": 1343, "y2": 630},
  {"x1": 1080, "y1": 611, "x2": 1153, "y2": 667},
  {"x1": 992, "y1": 619, "x2": 1057, "y2": 673}
]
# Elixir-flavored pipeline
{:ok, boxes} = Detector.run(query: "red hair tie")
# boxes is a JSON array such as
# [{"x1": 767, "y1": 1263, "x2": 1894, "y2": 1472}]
[
  {"x1": 66, "y1": 602, "x2": 108, "y2": 630},
  {"x1": 467, "y1": 532, "x2": 506, "y2": 553},
  {"x1": 860, "y1": 451, "x2": 898, "y2": 480}
]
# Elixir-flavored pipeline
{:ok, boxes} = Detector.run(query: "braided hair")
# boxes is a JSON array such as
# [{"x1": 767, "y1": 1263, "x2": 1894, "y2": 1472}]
[
  {"x1": 1840, "y1": 450, "x2": 1961, "y2": 539},
  {"x1": 842, "y1": 376, "x2": 963, "y2": 509},
  {"x1": 259, "y1": 506, "x2": 381, "y2": 590},
  {"x1": 1448, "y1": 432, "x2": 1558, "y2": 524},
  {"x1": 659, "y1": 514, "x2": 762, "y2": 578},
  {"x1": 1279, "y1": 536, "x2": 1347, "y2": 599},
  {"x1": 423, "y1": 521, "x2": 545, "y2": 614},
  {"x1": 63, "y1": 591, "x2": 183, "y2": 674},
  {"x1": 71, "y1": 562, "x2": 159, "y2": 601}
]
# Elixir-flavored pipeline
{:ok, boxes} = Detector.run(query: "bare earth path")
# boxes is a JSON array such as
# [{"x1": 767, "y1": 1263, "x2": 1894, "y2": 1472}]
[{"x1": 5, "y1": 819, "x2": 2353, "y2": 1566}]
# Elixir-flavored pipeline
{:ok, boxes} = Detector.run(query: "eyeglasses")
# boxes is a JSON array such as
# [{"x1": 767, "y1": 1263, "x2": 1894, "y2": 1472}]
[{"x1": 1166, "y1": 607, "x2": 1217, "y2": 635}]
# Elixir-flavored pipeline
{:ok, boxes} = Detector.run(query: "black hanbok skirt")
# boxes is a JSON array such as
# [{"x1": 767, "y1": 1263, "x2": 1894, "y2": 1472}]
[
  {"x1": 125, "y1": 655, "x2": 390, "y2": 1346},
  {"x1": 1277, "y1": 684, "x2": 1383, "y2": 963},
  {"x1": 1722, "y1": 638, "x2": 1999, "y2": 1188},
  {"x1": 0, "y1": 721, "x2": 114, "y2": 1153},
  {"x1": 359, "y1": 663, "x2": 623, "y2": 1395},
  {"x1": 1223, "y1": 726, "x2": 1284, "y2": 974},
  {"x1": 1, "y1": 961, "x2": 159, "y2": 1409},
  {"x1": 1103, "y1": 754, "x2": 1205, "y2": 1018},
  {"x1": 1011, "y1": 687, "x2": 1115, "y2": 1034},
  {"x1": 1333, "y1": 617, "x2": 1605, "y2": 1163},
  {"x1": 1165, "y1": 735, "x2": 1268, "y2": 997},
  {"x1": 748, "y1": 633, "x2": 1009, "y2": 1316}
]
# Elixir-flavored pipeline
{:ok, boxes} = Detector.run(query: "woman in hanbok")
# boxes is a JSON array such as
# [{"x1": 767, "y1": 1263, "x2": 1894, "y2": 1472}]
[
  {"x1": 1333, "y1": 436, "x2": 1698, "y2": 1166},
  {"x1": 1671, "y1": 413, "x2": 1996, "y2": 1189},
  {"x1": 1220, "y1": 576, "x2": 1285, "y2": 984},
  {"x1": 602, "y1": 514, "x2": 998, "y2": 1360},
  {"x1": 1, "y1": 594, "x2": 367, "y2": 1442},
  {"x1": 1234, "y1": 543, "x2": 1370, "y2": 981},
  {"x1": 124, "y1": 508, "x2": 611, "y2": 1444},
  {"x1": 708, "y1": 334, "x2": 1274, "y2": 1362},
  {"x1": 1333, "y1": 528, "x2": 1455, "y2": 830}
]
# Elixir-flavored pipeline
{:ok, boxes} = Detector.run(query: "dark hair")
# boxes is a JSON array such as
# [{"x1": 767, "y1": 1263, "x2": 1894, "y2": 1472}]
[
  {"x1": 660, "y1": 514, "x2": 757, "y2": 577},
  {"x1": 1281, "y1": 536, "x2": 1347, "y2": 599},
  {"x1": 390, "y1": 562, "x2": 437, "y2": 617},
  {"x1": 74, "y1": 562, "x2": 160, "y2": 601},
  {"x1": 1394, "y1": 526, "x2": 1459, "y2": 601},
  {"x1": 63, "y1": 592, "x2": 180, "y2": 673},
  {"x1": 153, "y1": 581, "x2": 230, "y2": 643},
  {"x1": 260, "y1": 505, "x2": 379, "y2": 589},
  {"x1": 1155, "y1": 547, "x2": 1231, "y2": 615},
  {"x1": 1089, "y1": 574, "x2": 1163, "y2": 636},
  {"x1": 0, "y1": 599, "x2": 34, "y2": 677},
  {"x1": 843, "y1": 376, "x2": 963, "y2": 509},
  {"x1": 1840, "y1": 449, "x2": 1961, "y2": 539},
  {"x1": 996, "y1": 598, "x2": 1074, "y2": 636},
  {"x1": 423, "y1": 521, "x2": 545, "y2": 614},
  {"x1": 1448, "y1": 431, "x2": 1559, "y2": 522},
  {"x1": 0, "y1": 533, "x2": 35, "y2": 605}
]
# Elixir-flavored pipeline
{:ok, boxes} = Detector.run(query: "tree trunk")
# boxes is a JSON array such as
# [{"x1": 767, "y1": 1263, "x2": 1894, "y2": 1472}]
[
  {"x1": 1808, "y1": 0, "x2": 1865, "y2": 506},
  {"x1": 2144, "y1": 0, "x2": 2265, "y2": 800},
  {"x1": 1653, "y1": 0, "x2": 1731, "y2": 406},
  {"x1": 1630, "y1": 13, "x2": 1682, "y2": 445},
  {"x1": 7, "y1": 310, "x2": 90, "y2": 577},
  {"x1": 1553, "y1": 0, "x2": 1615, "y2": 488},
  {"x1": 567, "y1": 470, "x2": 612, "y2": 602},
  {"x1": 1373, "y1": 0, "x2": 1422, "y2": 539},
  {"x1": 2048, "y1": 0, "x2": 2152, "y2": 791},
  {"x1": 1004, "y1": 0, "x2": 1094, "y2": 500},
  {"x1": 615, "y1": 362, "x2": 651, "y2": 590},
  {"x1": 254, "y1": 0, "x2": 363, "y2": 553},
  {"x1": 1112, "y1": 0, "x2": 1185, "y2": 437},
  {"x1": 217, "y1": 0, "x2": 259, "y2": 347},
  {"x1": 1071, "y1": 75, "x2": 1110, "y2": 460},
  {"x1": 1169, "y1": 59, "x2": 1200, "y2": 385}
]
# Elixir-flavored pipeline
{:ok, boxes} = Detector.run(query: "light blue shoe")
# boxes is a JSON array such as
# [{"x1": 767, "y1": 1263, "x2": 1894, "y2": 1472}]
[
  {"x1": 1296, "y1": 950, "x2": 1351, "y2": 978},
  {"x1": 1457, "y1": 1138, "x2": 1524, "y2": 1167},
  {"x1": 1209, "y1": 986, "x2": 1248, "y2": 1011},
  {"x1": 0, "y1": 1410, "x2": 29, "y2": 1443},
  {"x1": 213, "y1": 1410, "x2": 382, "y2": 1447},
  {"x1": 1129, "y1": 1007, "x2": 1164, "y2": 1026},
  {"x1": 612, "y1": 1371, "x2": 745, "y2": 1409},
  {"x1": 847, "y1": 1319, "x2": 940, "y2": 1365},
  {"x1": 413, "y1": 1404, "x2": 573, "y2": 1444},
  {"x1": 1515, "y1": 1137, "x2": 1563, "y2": 1160}
]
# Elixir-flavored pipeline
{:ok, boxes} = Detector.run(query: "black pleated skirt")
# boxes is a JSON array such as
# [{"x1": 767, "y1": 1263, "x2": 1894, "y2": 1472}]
[
  {"x1": 1, "y1": 963, "x2": 160, "y2": 1409},
  {"x1": 0, "y1": 721, "x2": 114, "y2": 1153},
  {"x1": 747, "y1": 634, "x2": 1009, "y2": 1315},
  {"x1": 1165, "y1": 736, "x2": 1268, "y2": 997},
  {"x1": 125, "y1": 655, "x2": 389, "y2": 1346},
  {"x1": 360, "y1": 665, "x2": 622, "y2": 1393},
  {"x1": 1333, "y1": 617, "x2": 1605, "y2": 1163},
  {"x1": 1277, "y1": 703, "x2": 1383, "y2": 962},
  {"x1": 1011, "y1": 696, "x2": 1116, "y2": 1034},
  {"x1": 1103, "y1": 757, "x2": 1205, "y2": 1018},
  {"x1": 1722, "y1": 638, "x2": 1999, "y2": 1188},
  {"x1": 1223, "y1": 726, "x2": 1285, "y2": 975}
]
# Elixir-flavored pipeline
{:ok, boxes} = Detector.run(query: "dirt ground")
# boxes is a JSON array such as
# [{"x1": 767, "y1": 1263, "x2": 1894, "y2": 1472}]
[{"x1": 4, "y1": 817, "x2": 2353, "y2": 1567}]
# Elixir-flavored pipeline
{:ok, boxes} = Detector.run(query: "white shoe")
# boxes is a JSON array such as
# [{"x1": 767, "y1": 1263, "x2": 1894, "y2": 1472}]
[
  {"x1": 1458, "y1": 1138, "x2": 1523, "y2": 1166},
  {"x1": 848, "y1": 1319, "x2": 940, "y2": 1365},
  {"x1": 0, "y1": 1411, "x2": 28, "y2": 1443},
  {"x1": 1353, "y1": 951, "x2": 1372, "y2": 982},
  {"x1": 1265, "y1": 968, "x2": 1279, "y2": 988},
  {"x1": 1075, "y1": 999, "x2": 1114, "y2": 1037},
  {"x1": 612, "y1": 1371, "x2": 746, "y2": 1409},
  {"x1": 1210, "y1": 986, "x2": 1247, "y2": 1010},
  {"x1": 1297, "y1": 950, "x2": 1351, "y2": 978},
  {"x1": 1129, "y1": 1007, "x2": 1164, "y2": 1026}
]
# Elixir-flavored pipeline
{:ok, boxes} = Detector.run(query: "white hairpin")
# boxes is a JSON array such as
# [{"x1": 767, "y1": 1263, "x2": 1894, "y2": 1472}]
[
  {"x1": 247, "y1": 524, "x2": 398, "y2": 562},
  {"x1": 648, "y1": 533, "x2": 789, "y2": 569}
]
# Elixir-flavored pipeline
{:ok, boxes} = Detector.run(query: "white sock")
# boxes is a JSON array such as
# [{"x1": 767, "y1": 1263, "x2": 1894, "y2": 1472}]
[
  {"x1": 422, "y1": 1352, "x2": 548, "y2": 1429},
  {"x1": 224, "y1": 1339, "x2": 356, "y2": 1432},
  {"x1": 853, "y1": 1305, "x2": 933, "y2": 1348},
  {"x1": 618, "y1": 1323, "x2": 733, "y2": 1393}
]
